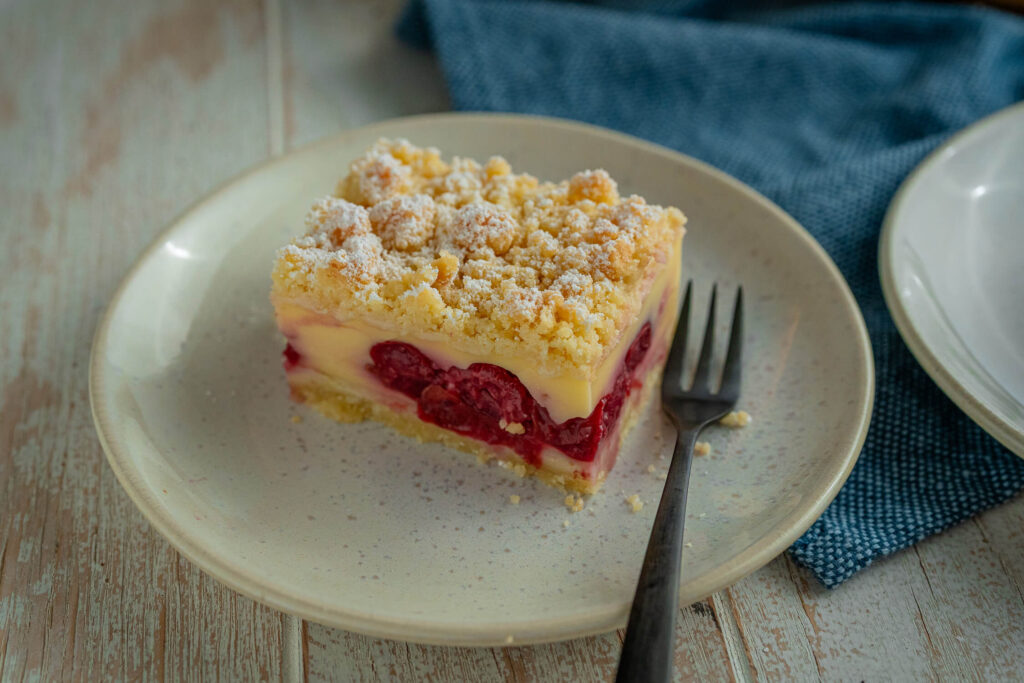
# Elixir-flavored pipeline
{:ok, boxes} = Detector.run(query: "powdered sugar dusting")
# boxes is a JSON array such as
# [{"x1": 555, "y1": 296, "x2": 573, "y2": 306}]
[
  {"x1": 300, "y1": 197, "x2": 371, "y2": 248},
  {"x1": 445, "y1": 202, "x2": 517, "y2": 257},
  {"x1": 370, "y1": 194, "x2": 436, "y2": 251},
  {"x1": 552, "y1": 270, "x2": 593, "y2": 297},
  {"x1": 568, "y1": 169, "x2": 619, "y2": 204},
  {"x1": 351, "y1": 151, "x2": 413, "y2": 204}
]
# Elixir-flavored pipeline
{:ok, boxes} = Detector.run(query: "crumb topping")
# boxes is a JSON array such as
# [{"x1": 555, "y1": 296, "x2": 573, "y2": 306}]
[
  {"x1": 564, "y1": 494, "x2": 585, "y2": 513},
  {"x1": 273, "y1": 139, "x2": 686, "y2": 375},
  {"x1": 370, "y1": 194, "x2": 437, "y2": 251}
]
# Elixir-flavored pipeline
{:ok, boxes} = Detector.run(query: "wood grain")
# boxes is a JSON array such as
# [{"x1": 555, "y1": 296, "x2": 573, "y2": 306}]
[
  {"x1": 975, "y1": 493, "x2": 1024, "y2": 605},
  {"x1": 724, "y1": 560, "x2": 822, "y2": 680},
  {"x1": 722, "y1": 497, "x2": 1024, "y2": 683},
  {"x1": 784, "y1": 551, "x2": 937, "y2": 680},
  {"x1": 912, "y1": 498, "x2": 1024, "y2": 680},
  {"x1": 0, "y1": 0, "x2": 285, "y2": 679}
]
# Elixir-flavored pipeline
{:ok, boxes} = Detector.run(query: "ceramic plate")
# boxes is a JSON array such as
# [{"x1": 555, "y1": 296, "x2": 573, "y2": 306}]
[
  {"x1": 91, "y1": 114, "x2": 873, "y2": 646},
  {"x1": 880, "y1": 103, "x2": 1024, "y2": 459}
]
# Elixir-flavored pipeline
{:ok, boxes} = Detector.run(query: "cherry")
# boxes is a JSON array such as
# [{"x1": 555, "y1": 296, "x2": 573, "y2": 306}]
[
  {"x1": 283, "y1": 343, "x2": 302, "y2": 370},
  {"x1": 368, "y1": 342, "x2": 440, "y2": 399},
  {"x1": 365, "y1": 321, "x2": 653, "y2": 464}
]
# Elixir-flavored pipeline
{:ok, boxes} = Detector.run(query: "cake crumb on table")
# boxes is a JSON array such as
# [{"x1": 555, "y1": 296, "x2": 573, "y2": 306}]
[
  {"x1": 720, "y1": 410, "x2": 751, "y2": 428},
  {"x1": 564, "y1": 494, "x2": 584, "y2": 513},
  {"x1": 625, "y1": 494, "x2": 644, "y2": 513},
  {"x1": 509, "y1": 494, "x2": 520, "y2": 505},
  {"x1": 694, "y1": 441, "x2": 711, "y2": 456}
]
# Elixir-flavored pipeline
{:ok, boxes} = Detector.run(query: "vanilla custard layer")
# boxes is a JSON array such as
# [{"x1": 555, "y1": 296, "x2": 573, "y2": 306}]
[{"x1": 275, "y1": 237, "x2": 682, "y2": 424}]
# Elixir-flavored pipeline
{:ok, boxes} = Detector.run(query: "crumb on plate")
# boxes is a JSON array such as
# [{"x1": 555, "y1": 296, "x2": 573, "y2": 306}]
[
  {"x1": 509, "y1": 494, "x2": 520, "y2": 505},
  {"x1": 694, "y1": 441, "x2": 711, "y2": 456},
  {"x1": 720, "y1": 410, "x2": 751, "y2": 428},
  {"x1": 625, "y1": 494, "x2": 644, "y2": 513}
]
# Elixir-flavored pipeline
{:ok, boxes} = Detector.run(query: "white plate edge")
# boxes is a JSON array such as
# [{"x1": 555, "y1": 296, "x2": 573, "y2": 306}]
[{"x1": 879, "y1": 102, "x2": 1024, "y2": 460}]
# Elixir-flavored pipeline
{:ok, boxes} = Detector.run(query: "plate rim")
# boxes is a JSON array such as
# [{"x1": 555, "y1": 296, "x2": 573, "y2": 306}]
[
  {"x1": 879, "y1": 101, "x2": 1024, "y2": 460},
  {"x1": 90, "y1": 111, "x2": 874, "y2": 645}
]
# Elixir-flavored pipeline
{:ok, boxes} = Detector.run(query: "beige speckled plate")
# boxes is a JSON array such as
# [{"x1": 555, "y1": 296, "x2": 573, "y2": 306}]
[{"x1": 90, "y1": 114, "x2": 873, "y2": 646}]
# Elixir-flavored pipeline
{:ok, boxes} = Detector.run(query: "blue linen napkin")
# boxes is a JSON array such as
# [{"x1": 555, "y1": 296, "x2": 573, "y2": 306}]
[{"x1": 397, "y1": 0, "x2": 1024, "y2": 587}]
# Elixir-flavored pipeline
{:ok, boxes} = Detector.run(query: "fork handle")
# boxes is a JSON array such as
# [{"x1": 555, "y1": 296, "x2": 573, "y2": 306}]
[{"x1": 616, "y1": 425, "x2": 699, "y2": 683}]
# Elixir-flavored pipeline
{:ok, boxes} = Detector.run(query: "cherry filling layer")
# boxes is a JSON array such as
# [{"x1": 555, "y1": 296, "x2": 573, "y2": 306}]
[{"x1": 361, "y1": 323, "x2": 652, "y2": 467}]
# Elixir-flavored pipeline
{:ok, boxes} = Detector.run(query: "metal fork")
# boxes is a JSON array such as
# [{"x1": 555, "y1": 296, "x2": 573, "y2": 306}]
[{"x1": 616, "y1": 282, "x2": 744, "y2": 683}]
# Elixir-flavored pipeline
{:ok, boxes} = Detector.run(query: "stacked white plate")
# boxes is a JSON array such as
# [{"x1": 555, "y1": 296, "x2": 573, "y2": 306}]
[{"x1": 881, "y1": 102, "x2": 1024, "y2": 459}]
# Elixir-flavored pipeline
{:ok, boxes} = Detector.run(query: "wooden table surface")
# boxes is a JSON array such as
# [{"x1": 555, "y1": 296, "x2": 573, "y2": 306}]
[{"x1": 2, "y1": 1, "x2": 1023, "y2": 680}]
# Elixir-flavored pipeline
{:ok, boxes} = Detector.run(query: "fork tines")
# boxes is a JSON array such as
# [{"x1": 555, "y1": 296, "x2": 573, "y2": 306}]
[{"x1": 663, "y1": 281, "x2": 743, "y2": 401}]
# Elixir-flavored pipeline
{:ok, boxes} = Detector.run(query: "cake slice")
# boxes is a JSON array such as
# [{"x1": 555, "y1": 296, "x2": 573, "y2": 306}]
[{"x1": 271, "y1": 139, "x2": 685, "y2": 493}]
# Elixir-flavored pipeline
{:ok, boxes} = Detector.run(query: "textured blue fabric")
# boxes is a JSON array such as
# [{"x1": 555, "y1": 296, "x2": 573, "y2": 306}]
[{"x1": 397, "y1": 0, "x2": 1024, "y2": 587}]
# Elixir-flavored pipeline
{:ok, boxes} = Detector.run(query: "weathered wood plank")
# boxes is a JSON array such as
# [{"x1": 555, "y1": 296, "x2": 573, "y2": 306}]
[
  {"x1": 279, "y1": 0, "x2": 449, "y2": 150},
  {"x1": 305, "y1": 627, "x2": 509, "y2": 682},
  {"x1": 784, "y1": 552, "x2": 937, "y2": 680},
  {"x1": 0, "y1": 0, "x2": 285, "y2": 680},
  {"x1": 728, "y1": 502, "x2": 1024, "y2": 683},
  {"x1": 974, "y1": 493, "x2": 1024, "y2": 607},
  {"x1": 912, "y1": 504, "x2": 1024, "y2": 681},
  {"x1": 724, "y1": 559, "x2": 821, "y2": 681}
]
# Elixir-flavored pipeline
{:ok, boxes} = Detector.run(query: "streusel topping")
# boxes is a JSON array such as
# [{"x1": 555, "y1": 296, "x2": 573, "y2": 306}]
[{"x1": 273, "y1": 139, "x2": 686, "y2": 376}]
